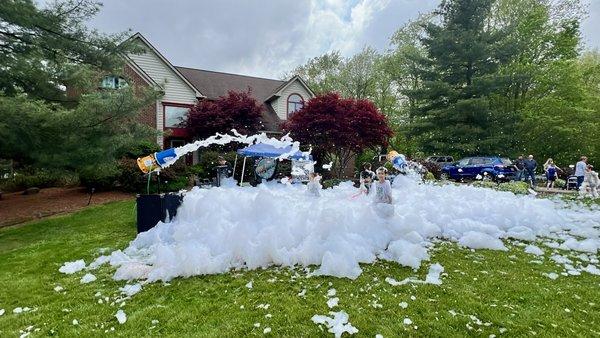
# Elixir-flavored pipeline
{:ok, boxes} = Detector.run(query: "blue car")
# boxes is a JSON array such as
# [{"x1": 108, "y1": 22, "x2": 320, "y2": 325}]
[{"x1": 441, "y1": 156, "x2": 516, "y2": 182}]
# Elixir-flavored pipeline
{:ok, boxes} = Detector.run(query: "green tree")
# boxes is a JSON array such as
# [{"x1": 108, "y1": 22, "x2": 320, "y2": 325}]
[
  {"x1": 520, "y1": 53, "x2": 600, "y2": 164},
  {"x1": 405, "y1": 0, "x2": 513, "y2": 156},
  {"x1": 0, "y1": 0, "x2": 135, "y2": 101},
  {"x1": 0, "y1": 88, "x2": 157, "y2": 171},
  {"x1": 0, "y1": 0, "x2": 158, "y2": 174},
  {"x1": 288, "y1": 48, "x2": 398, "y2": 115}
]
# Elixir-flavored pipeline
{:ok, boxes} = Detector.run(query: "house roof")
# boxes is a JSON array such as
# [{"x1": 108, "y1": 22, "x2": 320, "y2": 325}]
[
  {"x1": 265, "y1": 75, "x2": 316, "y2": 102},
  {"x1": 175, "y1": 66, "x2": 285, "y2": 102}
]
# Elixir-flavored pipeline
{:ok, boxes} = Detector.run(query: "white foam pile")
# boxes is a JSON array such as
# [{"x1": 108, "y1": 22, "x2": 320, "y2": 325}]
[
  {"x1": 59, "y1": 260, "x2": 86, "y2": 274},
  {"x1": 92, "y1": 174, "x2": 600, "y2": 282},
  {"x1": 385, "y1": 263, "x2": 444, "y2": 286},
  {"x1": 162, "y1": 130, "x2": 310, "y2": 169},
  {"x1": 80, "y1": 273, "x2": 97, "y2": 284},
  {"x1": 119, "y1": 283, "x2": 142, "y2": 297},
  {"x1": 115, "y1": 309, "x2": 127, "y2": 324},
  {"x1": 311, "y1": 311, "x2": 358, "y2": 337}
]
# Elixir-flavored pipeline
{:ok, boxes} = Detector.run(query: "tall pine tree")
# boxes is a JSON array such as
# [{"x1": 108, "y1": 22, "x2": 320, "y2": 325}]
[{"x1": 406, "y1": 0, "x2": 513, "y2": 156}]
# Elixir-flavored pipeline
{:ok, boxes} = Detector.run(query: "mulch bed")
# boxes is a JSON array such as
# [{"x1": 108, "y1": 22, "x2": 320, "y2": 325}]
[{"x1": 0, "y1": 187, "x2": 134, "y2": 228}]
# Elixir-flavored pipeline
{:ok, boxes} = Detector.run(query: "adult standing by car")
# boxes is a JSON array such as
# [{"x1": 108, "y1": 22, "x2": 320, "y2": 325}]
[
  {"x1": 513, "y1": 155, "x2": 525, "y2": 181},
  {"x1": 575, "y1": 156, "x2": 588, "y2": 189},
  {"x1": 523, "y1": 155, "x2": 537, "y2": 187}
]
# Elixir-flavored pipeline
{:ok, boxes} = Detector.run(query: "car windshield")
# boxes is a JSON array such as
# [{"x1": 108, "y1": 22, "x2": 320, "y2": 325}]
[
  {"x1": 458, "y1": 158, "x2": 470, "y2": 166},
  {"x1": 501, "y1": 158, "x2": 512, "y2": 165}
]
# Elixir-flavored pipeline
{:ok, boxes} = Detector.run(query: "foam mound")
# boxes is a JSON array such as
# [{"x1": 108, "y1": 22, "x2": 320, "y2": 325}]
[{"x1": 107, "y1": 176, "x2": 600, "y2": 281}]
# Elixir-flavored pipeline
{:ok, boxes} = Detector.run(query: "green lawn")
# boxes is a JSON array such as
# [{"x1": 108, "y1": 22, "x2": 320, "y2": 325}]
[{"x1": 0, "y1": 200, "x2": 599, "y2": 337}]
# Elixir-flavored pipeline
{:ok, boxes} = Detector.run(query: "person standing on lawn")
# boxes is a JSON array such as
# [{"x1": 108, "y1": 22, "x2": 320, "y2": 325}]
[
  {"x1": 523, "y1": 155, "x2": 538, "y2": 187},
  {"x1": 580, "y1": 164, "x2": 599, "y2": 198},
  {"x1": 545, "y1": 159, "x2": 560, "y2": 189},
  {"x1": 575, "y1": 156, "x2": 588, "y2": 189},
  {"x1": 513, "y1": 155, "x2": 525, "y2": 181}
]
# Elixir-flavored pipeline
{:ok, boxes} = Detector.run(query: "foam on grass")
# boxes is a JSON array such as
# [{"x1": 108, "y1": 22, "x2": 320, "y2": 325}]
[{"x1": 100, "y1": 175, "x2": 599, "y2": 282}]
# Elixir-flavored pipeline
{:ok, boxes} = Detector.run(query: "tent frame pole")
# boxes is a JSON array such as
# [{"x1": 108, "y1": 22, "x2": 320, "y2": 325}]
[
  {"x1": 240, "y1": 157, "x2": 247, "y2": 185},
  {"x1": 232, "y1": 154, "x2": 238, "y2": 180}
]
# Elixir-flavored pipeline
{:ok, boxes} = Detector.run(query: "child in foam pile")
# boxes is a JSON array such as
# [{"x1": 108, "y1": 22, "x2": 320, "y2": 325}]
[
  {"x1": 306, "y1": 172, "x2": 321, "y2": 197},
  {"x1": 372, "y1": 167, "x2": 392, "y2": 204}
]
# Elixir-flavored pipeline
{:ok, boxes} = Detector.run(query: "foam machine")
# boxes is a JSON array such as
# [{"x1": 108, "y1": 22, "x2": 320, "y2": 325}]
[{"x1": 135, "y1": 148, "x2": 183, "y2": 234}]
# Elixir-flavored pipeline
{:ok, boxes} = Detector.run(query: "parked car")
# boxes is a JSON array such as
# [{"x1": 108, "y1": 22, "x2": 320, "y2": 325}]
[
  {"x1": 441, "y1": 156, "x2": 516, "y2": 182},
  {"x1": 426, "y1": 156, "x2": 454, "y2": 167}
]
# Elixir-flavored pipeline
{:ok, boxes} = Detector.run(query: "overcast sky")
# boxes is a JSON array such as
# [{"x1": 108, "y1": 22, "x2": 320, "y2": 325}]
[{"x1": 82, "y1": 0, "x2": 600, "y2": 79}]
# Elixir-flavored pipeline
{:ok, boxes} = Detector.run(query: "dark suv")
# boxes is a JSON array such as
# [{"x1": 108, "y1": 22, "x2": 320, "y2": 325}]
[
  {"x1": 441, "y1": 156, "x2": 516, "y2": 182},
  {"x1": 426, "y1": 156, "x2": 455, "y2": 167}
]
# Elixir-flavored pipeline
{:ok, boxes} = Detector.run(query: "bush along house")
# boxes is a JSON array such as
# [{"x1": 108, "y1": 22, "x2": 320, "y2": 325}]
[{"x1": 113, "y1": 33, "x2": 315, "y2": 164}]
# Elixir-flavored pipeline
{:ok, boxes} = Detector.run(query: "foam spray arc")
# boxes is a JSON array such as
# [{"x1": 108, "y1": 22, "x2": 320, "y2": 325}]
[{"x1": 136, "y1": 130, "x2": 311, "y2": 174}]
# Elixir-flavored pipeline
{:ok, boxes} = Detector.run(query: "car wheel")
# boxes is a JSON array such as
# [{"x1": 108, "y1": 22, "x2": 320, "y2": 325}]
[
  {"x1": 440, "y1": 173, "x2": 449, "y2": 181},
  {"x1": 482, "y1": 174, "x2": 493, "y2": 182}
]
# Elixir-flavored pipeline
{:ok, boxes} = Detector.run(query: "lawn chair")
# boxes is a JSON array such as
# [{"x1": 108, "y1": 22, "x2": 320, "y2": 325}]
[{"x1": 566, "y1": 176, "x2": 578, "y2": 190}]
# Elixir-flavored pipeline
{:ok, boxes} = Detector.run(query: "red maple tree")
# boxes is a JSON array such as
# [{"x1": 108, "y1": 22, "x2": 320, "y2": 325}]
[
  {"x1": 186, "y1": 90, "x2": 263, "y2": 139},
  {"x1": 283, "y1": 92, "x2": 393, "y2": 178}
]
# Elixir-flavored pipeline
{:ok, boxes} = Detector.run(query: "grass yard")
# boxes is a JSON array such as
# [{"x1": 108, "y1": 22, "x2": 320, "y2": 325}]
[{"x1": 0, "y1": 200, "x2": 599, "y2": 337}]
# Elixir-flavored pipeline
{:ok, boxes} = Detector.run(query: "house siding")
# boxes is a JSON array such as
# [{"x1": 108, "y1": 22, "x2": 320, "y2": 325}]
[
  {"x1": 127, "y1": 37, "x2": 198, "y2": 148},
  {"x1": 271, "y1": 80, "x2": 313, "y2": 120},
  {"x1": 128, "y1": 41, "x2": 197, "y2": 104}
]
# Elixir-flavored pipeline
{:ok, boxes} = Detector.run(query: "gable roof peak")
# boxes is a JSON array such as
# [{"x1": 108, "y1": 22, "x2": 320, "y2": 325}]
[{"x1": 125, "y1": 33, "x2": 204, "y2": 98}]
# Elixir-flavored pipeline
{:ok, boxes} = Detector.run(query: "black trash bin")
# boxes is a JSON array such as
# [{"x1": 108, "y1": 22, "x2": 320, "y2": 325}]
[
  {"x1": 136, "y1": 193, "x2": 184, "y2": 233},
  {"x1": 163, "y1": 193, "x2": 184, "y2": 222}
]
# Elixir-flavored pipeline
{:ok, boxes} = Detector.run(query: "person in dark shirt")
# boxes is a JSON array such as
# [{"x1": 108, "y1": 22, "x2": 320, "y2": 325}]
[
  {"x1": 513, "y1": 155, "x2": 525, "y2": 181},
  {"x1": 522, "y1": 155, "x2": 537, "y2": 187},
  {"x1": 359, "y1": 162, "x2": 376, "y2": 193}
]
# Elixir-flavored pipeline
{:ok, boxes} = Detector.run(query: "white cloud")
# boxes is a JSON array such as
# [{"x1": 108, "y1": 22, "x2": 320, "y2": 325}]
[{"x1": 64, "y1": 0, "x2": 599, "y2": 79}]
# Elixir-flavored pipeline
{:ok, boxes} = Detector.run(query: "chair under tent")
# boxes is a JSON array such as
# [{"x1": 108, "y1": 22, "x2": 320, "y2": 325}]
[{"x1": 234, "y1": 143, "x2": 312, "y2": 185}]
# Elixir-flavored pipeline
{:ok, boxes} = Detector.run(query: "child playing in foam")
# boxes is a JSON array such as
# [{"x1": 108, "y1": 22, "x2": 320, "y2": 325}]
[
  {"x1": 371, "y1": 167, "x2": 394, "y2": 218},
  {"x1": 359, "y1": 162, "x2": 376, "y2": 194},
  {"x1": 306, "y1": 172, "x2": 322, "y2": 197},
  {"x1": 372, "y1": 167, "x2": 392, "y2": 204}
]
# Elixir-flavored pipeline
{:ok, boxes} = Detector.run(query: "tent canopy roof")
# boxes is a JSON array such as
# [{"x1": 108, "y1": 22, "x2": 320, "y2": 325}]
[{"x1": 237, "y1": 143, "x2": 310, "y2": 160}]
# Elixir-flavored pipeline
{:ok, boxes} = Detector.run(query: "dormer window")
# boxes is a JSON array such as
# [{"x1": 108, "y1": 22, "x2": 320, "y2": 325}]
[
  {"x1": 101, "y1": 76, "x2": 128, "y2": 89},
  {"x1": 287, "y1": 94, "x2": 304, "y2": 117}
]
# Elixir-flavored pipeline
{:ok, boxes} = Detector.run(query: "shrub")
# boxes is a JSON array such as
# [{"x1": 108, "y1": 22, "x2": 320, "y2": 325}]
[
  {"x1": 78, "y1": 164, "x2": 120, "y2": 191},
  {"x1": 472, "y1": 180, "x2": 530, "y2": 195},
  {"x1": 322, "y1": 179, "x2": 345, "y2": 189},
  {"x1": 424, "y1": 172, "x2": 436, "y2": 181},
  {"x1": 117, "y1": 141, "x2": 161, "y2": 159},
  {"x1": 146, "y1": 176, "x2": 189, "y2": 194},
  {"x1": 0, "y1": 170, "x2": 79, "y2": 192},
  {"x1": 415, "y1": 159, "x2": 442, "y2": 179},
  {"x1": 355, "y1": 149, "x2": 378, "y2": 172},
  {"x1": 116, "y1": 158, "x2": 147, "y2": 192},
  {"x1": 497, "y1": 181, "x2": 530, "y2": 195},
  {"x1": 117, "y1": 157, "x2": 192, "y2": 193}
]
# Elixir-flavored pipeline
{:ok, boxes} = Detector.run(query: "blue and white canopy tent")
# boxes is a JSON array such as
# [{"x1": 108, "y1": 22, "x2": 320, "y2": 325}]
[{"x1": 235, "y1": 143, "x2": 311, "y2": 184}]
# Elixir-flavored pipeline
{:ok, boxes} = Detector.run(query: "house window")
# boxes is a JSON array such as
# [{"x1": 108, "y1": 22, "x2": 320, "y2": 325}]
[
  {"x1": 287, "y1": 94, "x2": 304, "y2": 117},
  {"x1": 170, "y1": 139, "x2": 185, "y2": 148},
  {"x1": 164, "y1": 105, "x2": 190, "y2": 128},
  {"x1": 101, "y1": 76, "x2": 128, "y2": 89}
]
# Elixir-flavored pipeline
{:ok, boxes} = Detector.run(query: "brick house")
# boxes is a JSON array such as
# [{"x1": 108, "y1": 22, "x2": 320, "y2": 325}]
[{"x1": 115, "y1": 33, "x2": 315, "y2": 158}]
